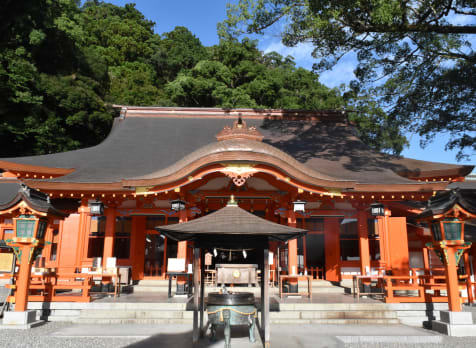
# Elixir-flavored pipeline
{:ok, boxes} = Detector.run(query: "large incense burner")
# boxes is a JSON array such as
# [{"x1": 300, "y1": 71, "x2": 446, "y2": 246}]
[{"x1": 207, "y1": 288, "x2": 256, "y2": 347}]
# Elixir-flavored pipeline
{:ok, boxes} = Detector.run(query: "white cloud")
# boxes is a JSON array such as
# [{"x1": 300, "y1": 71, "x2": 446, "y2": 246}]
[
  {"x1": 444, "y1": 13, "x2": 476, "y2": 26},
  {"x1": 319, "y1": 54, "x2": 357, "y2": 88},
  {"x1": 259, "y1": 37, "x2": 357, "y2": 88},
  {"x1": 259, "y1": 39, "x2": 315, "y2": 70}
]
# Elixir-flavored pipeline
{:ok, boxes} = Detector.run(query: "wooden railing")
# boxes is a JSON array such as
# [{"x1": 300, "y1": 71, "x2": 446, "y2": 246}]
[
  {"x1": 383, "y1": 270, "x2": 473, "y2": 304},
  {"x1": 307, "y1": 267, "x2": 324, "y2": 280},
  {"x1": 7, "y1": 272, "x2": 92, "y2": 303}
]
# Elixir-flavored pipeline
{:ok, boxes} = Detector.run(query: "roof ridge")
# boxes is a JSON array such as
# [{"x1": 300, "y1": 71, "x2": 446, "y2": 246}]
[{"x1": 114, "y1": 105, "x2": 349, "y2": 121}]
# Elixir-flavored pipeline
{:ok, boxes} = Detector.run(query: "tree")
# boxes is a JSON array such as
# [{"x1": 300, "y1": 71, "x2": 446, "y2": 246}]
[
  {"x1": 0, "y1": 0, "x2": 114, "y2": 156},
  {"x1": 166, "y1": 38, "x2": 352, "y2": 112},
  {"x1": 0, "y1": 0, "x2": 406, "y2": 157},
  {"x1": 150, "y1": 26, "x2": 209, "y2": 83},
  {"x1": 0, "y1": 1, "x2": 159, "y2": 157},
  {"x1": 220, "y1": 0, "x2": 476, "y2": 159}
]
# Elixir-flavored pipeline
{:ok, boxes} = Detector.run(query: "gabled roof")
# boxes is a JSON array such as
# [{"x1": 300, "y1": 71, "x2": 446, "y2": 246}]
[
  {"x1": 0, "y1": 183, "x2": 68, "y2": 217},
  {"x1": 414, "y1": 184, "x2": 476, "y2": 219},
  {"x1": 0, "y1": 107, "x2": 471, "y2": 191},
  {"x1": 157, "y1": 201, "x2": 307, "y2": 242}
]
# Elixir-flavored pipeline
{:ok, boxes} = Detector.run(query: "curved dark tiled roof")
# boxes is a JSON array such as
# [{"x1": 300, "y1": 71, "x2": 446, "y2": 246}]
[
  {"x1": 134, "y1": 138, "x2": 339, "y2": 181},
  {"x1": 413, "y1": 186, "x2": 476, "y2": 219},
  {"x1": 0, "y1": 107, "x2": 472, "y2": 186},
  {"x1": 157, "y1": 203, "x2": 307, "y2": 242},
  {"x1": 0, "y1": 183, "x2": 68, "y2": 217}
]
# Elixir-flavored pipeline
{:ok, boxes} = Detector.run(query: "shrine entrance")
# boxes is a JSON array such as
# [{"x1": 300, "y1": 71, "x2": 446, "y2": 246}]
[
  {"x1": 141, "y1": 216, "x2": 179, "y2": 279},
  {"x1": 305, "y1": 233, "x2": 325, "y2": 279},
  {"x1": 143, "y1": 232, "x2": 165, "y2": 277}
]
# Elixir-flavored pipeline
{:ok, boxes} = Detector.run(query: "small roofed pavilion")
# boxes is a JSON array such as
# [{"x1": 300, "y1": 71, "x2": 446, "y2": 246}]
[
  {"x1": 157, "y1": 196, "x2": 307, "y2": 347},
  {"x1": 0, "y1": 183, "x2": 68, "y2": 327},
  {"x1": 412, "y1": 185, "x2": 476, "y2": 335}
]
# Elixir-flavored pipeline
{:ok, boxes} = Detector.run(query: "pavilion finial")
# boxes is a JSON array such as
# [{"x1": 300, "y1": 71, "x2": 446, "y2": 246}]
[{"x1": 227, "y1": 195, "x2": 238, "y2": 207}]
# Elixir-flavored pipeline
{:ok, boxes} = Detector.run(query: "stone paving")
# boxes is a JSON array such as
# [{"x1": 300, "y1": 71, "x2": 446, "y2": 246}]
[
  {"x1": 3, "y1": 284, "x2": 476, "y2": 347},
  {"x1": 2, "y1": 321, "x2": 476, "y2": 348}
]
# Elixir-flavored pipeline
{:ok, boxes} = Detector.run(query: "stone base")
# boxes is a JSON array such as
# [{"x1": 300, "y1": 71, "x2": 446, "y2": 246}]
[
  {"x1": 432, "y1": 311, "x2": 476, "y2": 337},
  {"x1": 1, "y1": 310, "x2": 44, "y2": 329}
]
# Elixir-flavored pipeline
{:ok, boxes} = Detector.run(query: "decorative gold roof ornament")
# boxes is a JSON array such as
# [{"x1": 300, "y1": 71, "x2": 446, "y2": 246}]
[{"x1": 215, "y1": 117, "x2": 264, "y2": 142}]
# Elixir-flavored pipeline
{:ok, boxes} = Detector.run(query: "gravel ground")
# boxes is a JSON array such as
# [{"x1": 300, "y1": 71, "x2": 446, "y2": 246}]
[
  {"x1": 0, "y1": 322, "x2": 142, "y2": 348},
  {"x1": 1, "y1": 322, "x2": 476, "y2": 348}
]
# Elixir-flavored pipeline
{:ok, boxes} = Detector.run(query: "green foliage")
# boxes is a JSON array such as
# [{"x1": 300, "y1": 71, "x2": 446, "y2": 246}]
[
  {"x1": 150, "y1": 26, "x2": 209, "y2": 83},
  {"x1": 221, "y1": 0, "x2": 476, "y2": 159},
  {"x1": 108, "y1": 62, "x2": 164, "y2": 105},
  {"x1": 80, "y1": 1, "x2": 156, "y2": 65},
  {"x1": 166, "y1": 39, "x2": 348, "y2": 116},
  {"x1": 0, "y1": 0, "x2": 408, "y2": 158}
]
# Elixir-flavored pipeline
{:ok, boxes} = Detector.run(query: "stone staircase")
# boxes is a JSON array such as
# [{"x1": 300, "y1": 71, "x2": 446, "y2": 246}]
[
  {"x1": 35, "y1": 300, "x2": 400, "y2": 325},
  {"x1": 27, "y1": 298, "x2": 452, "y2": 327},
  {"x1": 25, "y1": 279, "x2": 452, "y2": 327},
  {"x1": 74, "y1": 302, "x2": 191, "y2": 324},
  {"x1": 271, "y1": 302, "x2": 399, "y2": 324},
  {"x1": 133, "y1": 279, "x2": 345, "y2": 295}
]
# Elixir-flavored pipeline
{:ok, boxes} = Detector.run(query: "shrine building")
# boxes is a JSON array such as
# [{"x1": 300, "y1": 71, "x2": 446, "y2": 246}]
[{"x1": 0, "y1": 106, "x2": 475, "y2": 311}]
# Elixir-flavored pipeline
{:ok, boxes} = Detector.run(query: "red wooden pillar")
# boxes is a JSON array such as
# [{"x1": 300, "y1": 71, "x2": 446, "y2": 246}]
[
  {"x1": 77, "y1": 200, "x2": 90, "y2": 266},
  {"x1": 15, "y1": 245, "x2": 34, "y2": 311},
  {"x1": 177, "y1": 209, "x2": 188, "y2": 260},
  {"x1": 131, "y1": 216, "x2": 146, "y2": 281},
  {"x1": 386, "y1": 216, "x2": 409, "y2": 276},
  {"x1": 43, "y1": 225, "x2": 54, "y2": 262},
  {"x1": 472, "y1": 246, "x2": 476, "y2": 285},
  {"x1": 464, "y1": 252, "x2": 474, "y2": 304},
  {"x1": 286, "y1": 210, "x2": 299, "y2": 292},
  {"x1": 422, "y1": 246, "x2": 430, "y2": 275},
  {"x1": 357, "y1": 210, "x2": 370, "y2": 275},
  {"x1": 177, "y1": 209, "x2": 188, "y2": 287},
  {"x1": 102, "y1": 207, "x2": 116, "y2": 268},
  {"x1": 377, "y1": 209, "x2": 393, "y2": 272},
  {"x1": 445, "y1": 247, "x2": 462, "y2": 312},
  {"x1": 287, "y1": 210, "x2": 298, "y2": 275},
  {"x1": 324, "y1": 217, "x2": 341, "y2": 282}
]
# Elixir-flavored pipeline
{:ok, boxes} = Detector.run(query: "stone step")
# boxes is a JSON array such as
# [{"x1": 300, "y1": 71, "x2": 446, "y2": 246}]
[
  {"x1": 278, "y1": 303, "x2": 390, "y2": 311},
  {"x1": 73, "y1": 317, "x2": 400, "y2": 325},
  {"x1": 73, "y1": 318, "x2": 193, "y2": 324},
  {"x1": 47, "y1": 315, "x2": 79, "y2": 322},
  {"x1": 137, "y1": 279, "x2": 169, "y2": 286},
  {"x1": 269, "y1": 318, "x2": 400, "y2": 324},
  {"x1": 132, "y1": 286, "x2": 172, "y2": 293},
  {"x1": 88, "y1": 302, "x2": 187, "y2": 310},
  {"x1": 79, "y1": 309, "x2": 186, "y2": 319},
  {"x1": 270, "y1": 310, "x2": 397, "y2": 319},
  {"x1": 47, "y1": 309, "x2": 81, "y2": 317},
  {"x1": 133, "y1": 286, "x2": 343, "y2": 294}
]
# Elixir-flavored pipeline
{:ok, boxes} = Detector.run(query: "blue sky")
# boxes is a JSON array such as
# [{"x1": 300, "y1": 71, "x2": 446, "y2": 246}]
[{"x1": 106, "y1": 0, "x2": 474, "y2": 169}]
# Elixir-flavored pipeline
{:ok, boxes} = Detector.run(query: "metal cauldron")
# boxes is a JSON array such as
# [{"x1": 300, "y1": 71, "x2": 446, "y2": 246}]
[{"x1": 207, "y1": 291, "x2": 256, "y2": 347}]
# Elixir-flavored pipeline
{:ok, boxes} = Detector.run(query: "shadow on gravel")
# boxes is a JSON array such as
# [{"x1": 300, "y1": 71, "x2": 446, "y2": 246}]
[{"x1": 125, "y1": 325, "x2": 262, "y2": 348}]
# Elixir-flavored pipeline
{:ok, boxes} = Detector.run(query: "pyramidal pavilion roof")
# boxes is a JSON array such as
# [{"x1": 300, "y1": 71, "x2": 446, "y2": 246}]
[
  {"x1": 157, "y1": 197, "x2": 307, "y2": 242},
  {"x1": 0, "y1": 107, "x2": 472, "y2": 193}
]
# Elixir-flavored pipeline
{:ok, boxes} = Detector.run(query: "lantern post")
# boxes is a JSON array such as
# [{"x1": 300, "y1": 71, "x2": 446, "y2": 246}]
[
  {"x1": 414, "y1": 188, "x2": 476, "y2": 336},
  {"x1": 425, "y1": 217, "x2": 471, "y2": 312},
  {"x1": 0, "y1": 184, "x2": 68, "y2": 328},
  {"x1": 6, "y1": 215, "x2": 49, "y2": 312}
]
